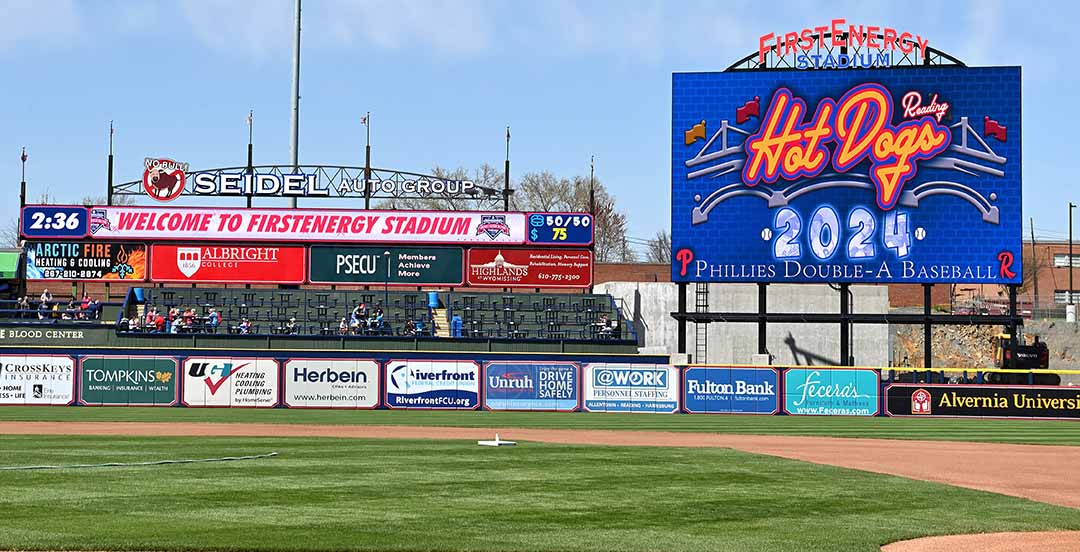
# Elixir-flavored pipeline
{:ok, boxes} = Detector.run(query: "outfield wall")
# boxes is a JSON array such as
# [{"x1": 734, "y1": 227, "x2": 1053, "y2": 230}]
[{"x1": 0, "y1": 350, "x2": 1075, "y2": 418}]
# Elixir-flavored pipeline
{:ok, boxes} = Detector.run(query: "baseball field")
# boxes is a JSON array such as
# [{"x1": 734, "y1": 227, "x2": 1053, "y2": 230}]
[{"x1": 1, "y1": 408, "x2": 1078, "y2": 552}]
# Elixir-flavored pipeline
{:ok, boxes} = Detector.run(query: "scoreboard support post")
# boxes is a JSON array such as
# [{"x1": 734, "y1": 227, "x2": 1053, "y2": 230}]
[
  {"x1": 923, "y1": 284, "x2": 933, "y2": 372},
  {"x1": 840, "y1": 283, "x2": 850, "y2": 367},
  {"x1": 677, "y1": 282, "x2": 687, "y2": 356},
  {"x1": 757, "y1": 283, "x2": 767, "y2": 357}
]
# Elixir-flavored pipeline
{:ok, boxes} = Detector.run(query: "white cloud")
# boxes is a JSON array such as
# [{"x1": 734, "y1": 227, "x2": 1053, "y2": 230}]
[
  {"x1": 178, "y1": 0, "x2": 294, "y2": 60},
  {"x1": 0, "y1": 0, "x2": 82, "y2": 53}
]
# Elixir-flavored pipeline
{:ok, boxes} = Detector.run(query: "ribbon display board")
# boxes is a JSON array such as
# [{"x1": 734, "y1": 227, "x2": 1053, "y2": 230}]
[{"x1": 86, "y1": 206, "x2": 527, "y2": 245}]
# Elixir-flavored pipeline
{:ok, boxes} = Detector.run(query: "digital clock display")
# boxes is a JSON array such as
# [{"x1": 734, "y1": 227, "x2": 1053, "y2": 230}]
[{"x1": 20, "y1": 206, "x2": 89, "y2": 239}]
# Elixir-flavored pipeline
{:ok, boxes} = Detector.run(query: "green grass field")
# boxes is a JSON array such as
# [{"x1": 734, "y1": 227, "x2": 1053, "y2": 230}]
[
  {"x1": 0, "y1": 434, "x2": 1078, "y2": 552},
  {"x1": 2, "y1": 408, "x2": 1079, "y2": 551},
  {"x1": 2, "y1": 406, "x2": 1080, "y2": 445}
]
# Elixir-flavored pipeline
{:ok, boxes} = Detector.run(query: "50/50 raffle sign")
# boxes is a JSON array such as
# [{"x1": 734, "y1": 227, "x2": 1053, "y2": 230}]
[{"x1": 87, "y1": 206, "x2": 526, "y2": 245}]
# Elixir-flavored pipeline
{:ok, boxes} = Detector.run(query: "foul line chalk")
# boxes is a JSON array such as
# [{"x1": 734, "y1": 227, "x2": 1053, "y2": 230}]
[{"x1": 0, "y1": 451, "x2": 279, "y2": 471}]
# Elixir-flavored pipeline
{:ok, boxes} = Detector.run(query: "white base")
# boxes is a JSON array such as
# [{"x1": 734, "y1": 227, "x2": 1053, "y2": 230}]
[{"x1": 477, "y1": 433, "x2": 516, "y2": 447}]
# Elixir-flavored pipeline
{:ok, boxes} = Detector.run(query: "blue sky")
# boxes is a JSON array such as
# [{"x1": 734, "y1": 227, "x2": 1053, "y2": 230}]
[{"x1": 1, "y1": 0, "x2": 1078, "y2": 249}]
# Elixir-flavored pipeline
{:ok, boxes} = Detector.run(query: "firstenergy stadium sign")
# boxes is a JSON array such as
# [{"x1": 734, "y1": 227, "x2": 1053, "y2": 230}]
[{"x1": 84, "y1": 206, "x2": 526, "y2": 245}]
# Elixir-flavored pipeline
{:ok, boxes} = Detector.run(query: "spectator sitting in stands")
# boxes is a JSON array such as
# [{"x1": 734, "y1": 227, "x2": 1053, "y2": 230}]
[
  {"x1": 154, "y1": 312, "x2": 165, "y2": 333},
  {"x1": 415, "y1": 319, "x2": 424, "y2": 336},
  {"x1": 87, "y1": 299, "x2": 101, "y2": 321},
  {"x1": 338, "y1": 317, "x2": 348, "y2": 334},
  {"x1": 63, "y1": 300, "x2": 77, "y2": 320},
  {"x1": 451, "y1": 313, "x2": 463, "y2": 338},
  {"x1": 39, "y1": 288, "x2": 53, "y2": 308},
  {"x1": 597, "y1": 313, "x2": 612, "y2": 338},
  {"x1": 145, "y1": 306, "x2": 157, "y2": 329},
  {"x1": 239, "y1": 318, "x2": 251, "y2": 335},
  {"x1": 128, "y1": 314, "x2": 140, "y2": 331},
  {"x1": 207, "y1": 307, "x2": 220, "y2": 332},
  {"x1": 374, "y1": 310, "x2": 384, "y2": 332},
  {"x1": 80, "y1": 293, "x2": 91, "y2": 313},
  {"x1": 405, "y1": 318, "x2": 416, "y2": 336},
  {"x1": 168, "y1": 308, "x2": 180, "y2": 334},
  {"x1": 285, "y1": 317, "x2": 298, "y2": 335},
  {"x1": 15, "y1": 296, "x2": 30, "y2": 317},
  {"x1": 349, "y1": 312, "x2": 361, "y2": 334}
]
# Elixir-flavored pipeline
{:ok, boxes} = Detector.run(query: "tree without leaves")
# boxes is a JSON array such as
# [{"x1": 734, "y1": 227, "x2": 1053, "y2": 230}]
[
  {"x1": 378, "y1": 166, "x2": 635, "y2": 262},
  {"x1": 375, "y1": 164, "x2": 507, "y2": 212},
  {"x1": 645, "y1": 229, "x2": 671, "y2": 264}
]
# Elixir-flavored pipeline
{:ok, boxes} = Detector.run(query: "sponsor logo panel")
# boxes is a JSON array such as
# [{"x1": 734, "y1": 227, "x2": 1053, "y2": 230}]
[
  {"x1": 683, "y1": 367, "x2": 779, "y2": 414},
  {"x1": 284, "y1": 359, "x2": 380, "y2": 409},
  {"x1": 150, "y1": 244, "x2": 306, "y2": 283},
  {"x1": 79, "y1": 356, "x2": 177, "y2": 406},
  {"x1": 87, "y1": 206, "x2": 526, "y2": 245},
  {"x1": 466, "y1": 248, "x2": 592, "y2": 288},
  {"x1": 783, "y1": 368, "x2": 880, "y2": 416},
  {"x1": 142, "y1": 158, "x2": 189, "y2": 202},
  {"x1": 484, "y1": 362, "x2": 578, "y2": 411},
  {"x1": 886, "y1": 384, "x2": 1080, "y2": 419},
  {"x1": 384, "y1": 360, "x2": 479, "y2": 410},
  {"x1": 182, "y1": 357, "x2": 279, "y2": 408},
  {"x1": 0, "y1": 355, "x2": 75, "y2": 405},
  {"x1": 582, "y1": 363, "x2": 678, "y2": 413},
  {"x1": 309, "y1": 246, "x2": 463, "y2": 286},
  {"x1": 25, "y1": 241, "x2": 146, "y2": 281}
]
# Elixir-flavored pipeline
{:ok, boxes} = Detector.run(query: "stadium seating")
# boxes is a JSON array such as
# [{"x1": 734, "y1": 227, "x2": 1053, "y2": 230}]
[{"x1": 119, "y1": 287, "x2": 632, "y2": 342}]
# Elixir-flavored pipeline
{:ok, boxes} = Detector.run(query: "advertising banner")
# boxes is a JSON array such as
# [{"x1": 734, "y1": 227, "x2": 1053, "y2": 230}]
[
  {"x1": 384, "y1": 360, "x2": 479, "y2": 410},
  {"x1": 483, "y1": 361, "x2": 578, "y2": 411},
  {"x1": 87, "y1": 206, "x2": 527, "y2": 245},
  {"x1": 182, "y1": 357, "x2": 279, "y2": 408},
  {"x1": 0, "y1": 355, "x2": 75, "y2": 405},
  {"x1": 79, "y1": 356, "x2": 177, "y2": 406},
  {"x1": 20, "y1": 205, "x2": 90, "y2": 239},
  {"x1": 672, "y1": 66, "x2": 1022, "y2": 284},
  {"x1": 682, "y1": 367, "x2": 779, "y2": 414},
  {"x1": 526, "y1": 213, "x2": 594, "y2": 246},
  {"x1": 283, "y1": 358, "x2": 380, "y2": 409},
  {"x1": 886, "y1": 384, "x2": 1080, "y2": 420},
  {"x1": 582, "y1": 363, "x2": 678, "y2": 413},
  {"x1": 309, "y1": 246, "x2": 463, "y2": 286},
  {"x1": 149, "y1": 244, "x2": 306, "y2": 284},
  {"x1": 466, "y1": 248, "x2": 592, "y2": 288},
  {"x1": 783, "y1": 368, "x2": 879, "y2": 416},
  {"x1": 25, "y1": 241, "x2": 147, "y2": 281}
]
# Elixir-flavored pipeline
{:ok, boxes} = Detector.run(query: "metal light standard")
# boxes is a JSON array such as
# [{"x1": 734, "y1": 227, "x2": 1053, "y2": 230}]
[
  {"x1": 1070, "y1": 202, "x2": 1077, "y2": 322},
  {"x1": 384, "y1": 250, "x2": 391, "y2": 312}
]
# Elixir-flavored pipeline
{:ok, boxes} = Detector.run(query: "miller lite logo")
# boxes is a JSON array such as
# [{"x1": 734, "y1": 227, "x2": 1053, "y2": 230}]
[
  {"x1": 176, "y1": 247, "x2": 202, "y2": 278},
  {"x1": 476, "y1": 214, "x2": 510, "y2": 240},
  {"x1": 143, "y1": 157, "x2": 189, "y2": 202},
  {"x1": 911, "y1": 388, "x2": 931, "y2": 415}
]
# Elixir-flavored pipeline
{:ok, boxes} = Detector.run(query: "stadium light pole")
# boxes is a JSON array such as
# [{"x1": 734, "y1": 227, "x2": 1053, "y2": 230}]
[
  {"x1": 107, "y1": 122, "x2": 114, "y2": 206},
  {"x1": 384, "y1": 250, "x2": 391, "y2": 309},
  {"x1": 19, "y1": 147, "x2": 27, "y2": 208},
  {"x1": 1070, "y1": 202, "x2": 1076, "y2": 308},
  {"x1": 288, "y1": 0, "x2": 301, "y2": 209}
]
